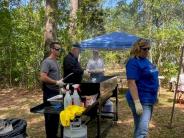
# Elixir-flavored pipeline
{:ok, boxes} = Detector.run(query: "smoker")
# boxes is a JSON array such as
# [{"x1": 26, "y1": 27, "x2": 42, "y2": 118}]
[{"x1": 30, "y1": 75, "x2": 119, "y2": 138}]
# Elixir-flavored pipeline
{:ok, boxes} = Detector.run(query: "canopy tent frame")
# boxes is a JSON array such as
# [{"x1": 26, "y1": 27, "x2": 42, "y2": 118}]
[{"x1": 169, "y1": 46, "x2": 184, "y2": 128}]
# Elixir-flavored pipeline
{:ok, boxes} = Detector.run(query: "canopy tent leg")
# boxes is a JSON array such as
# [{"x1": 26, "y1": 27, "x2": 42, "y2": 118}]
[{"x1": 169, "y1": 46, "x2": 184, "y2": 128}]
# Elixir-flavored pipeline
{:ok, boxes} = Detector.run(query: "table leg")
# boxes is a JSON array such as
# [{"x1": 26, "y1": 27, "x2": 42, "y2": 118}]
[
  {"x1": 97, "y1": 104, "x2": 101, "y2": 138},
  {"x1": 60, "y1": 125, "x2": 63, "y2": 138}
]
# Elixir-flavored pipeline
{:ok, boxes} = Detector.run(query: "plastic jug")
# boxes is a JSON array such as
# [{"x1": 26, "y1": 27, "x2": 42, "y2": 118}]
[
  {"x1": 64, "y1": 84, "x2": 72, "y2": 109},
  {"x1": 72, "y1": 84, "x2": 81, "y2": 106}
]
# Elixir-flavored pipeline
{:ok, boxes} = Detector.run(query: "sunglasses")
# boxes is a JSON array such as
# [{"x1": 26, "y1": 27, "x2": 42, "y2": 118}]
[
  {"x1": 140, "y1": 47, "x2": 150, "y2": 51},
  {"x1": 53, "y1": 48, "x2": 61, "y2": 51}
]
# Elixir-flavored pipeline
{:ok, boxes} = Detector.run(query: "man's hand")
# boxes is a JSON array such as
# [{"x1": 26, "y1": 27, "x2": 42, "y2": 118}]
[
  {"x1": 94, "y1": 69, "x2": 104, "y2": 73},
  {"x1": 56, "y1": 79, "x2": 65, "y2": 87},
  {"x1": 83, "y1": 70, "x2": 90, "y2": 80},
  {"x1": 134, "y1": 100, "x2": 143, "y2": 115},
  {"x1": 83, "y1": 70, "x2": 90, "y2": 77}
]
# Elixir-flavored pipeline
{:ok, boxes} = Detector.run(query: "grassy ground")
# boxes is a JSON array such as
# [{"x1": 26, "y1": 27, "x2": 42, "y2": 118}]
[{"x1": 0, "y1": 87, "x2": 184, "y2": 138}]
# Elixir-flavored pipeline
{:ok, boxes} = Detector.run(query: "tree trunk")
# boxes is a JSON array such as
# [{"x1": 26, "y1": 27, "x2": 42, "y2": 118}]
[
  {"x1": 69, "y1": 0, "x2": 78, "y2": 41},
  {"x1": 44, "y1": 0, "x2": 57, "y2": 58},
  {"x1": 2, "y1": 0, "x2": 12, "y2": 86},
  {"x1": 157, "y1": 42, "x2": 163, "y2": 71}
]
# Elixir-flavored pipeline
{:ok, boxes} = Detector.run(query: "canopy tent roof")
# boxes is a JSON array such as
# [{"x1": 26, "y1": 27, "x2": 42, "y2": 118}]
[{"x1": 80, "y1": 32, "x2": 141, "y2": 50}]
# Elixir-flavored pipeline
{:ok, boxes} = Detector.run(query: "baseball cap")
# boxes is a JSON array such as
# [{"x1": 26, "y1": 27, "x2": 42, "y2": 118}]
[{"x1": 72, "y1": 42, "x2": 81, "y2": 48}]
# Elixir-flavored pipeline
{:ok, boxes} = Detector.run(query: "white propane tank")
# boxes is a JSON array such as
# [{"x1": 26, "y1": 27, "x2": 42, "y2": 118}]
[
  {"x1": 72, "y1": 84, "x2": 81, "y2": 106},
  {"x1": 63, "y1": 125, "x2": 87, "y2": 138},
  {"x1": 64, "y1": 84, "x2": 72, "y2": 109},
  {"x1": 102, "y1": 99, "x2": 114, "y2": 116}
]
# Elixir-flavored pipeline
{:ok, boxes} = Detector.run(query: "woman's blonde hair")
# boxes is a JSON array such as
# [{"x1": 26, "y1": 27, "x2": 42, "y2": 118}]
[{"x1": 130, "y1": 38, "x2": 150, "y2": 57}]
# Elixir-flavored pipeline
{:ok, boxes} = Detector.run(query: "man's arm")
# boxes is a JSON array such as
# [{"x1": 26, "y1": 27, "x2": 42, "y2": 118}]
[
  {"x1": 86, "y1": 59, "x2": 94, "y2": 73},
  {"x1": 95, "y1": 59, "x2": 105, "y2": 73},
  {"x1": 40, "y1": 72, "x2": 57, "y2": 84},
  {"x1": 40, "y1": 72, "x2": 64, "y2": 86}
]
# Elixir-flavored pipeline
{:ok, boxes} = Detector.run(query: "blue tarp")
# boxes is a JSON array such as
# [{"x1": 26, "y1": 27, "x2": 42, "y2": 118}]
[{"x1": 80, "y1": 32, "x2": 140, "y2": 50}]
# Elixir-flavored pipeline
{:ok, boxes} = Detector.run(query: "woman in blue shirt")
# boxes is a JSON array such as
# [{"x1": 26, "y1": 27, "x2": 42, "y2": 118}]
[{"x1": 126, "y1": 38, "x2": 159, "y2": 138}]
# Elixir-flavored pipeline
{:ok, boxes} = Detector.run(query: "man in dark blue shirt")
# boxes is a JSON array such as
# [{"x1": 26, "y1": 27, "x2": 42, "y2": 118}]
[{"x1": 63, "y1": 43, "x2": 84, "y2": 83}]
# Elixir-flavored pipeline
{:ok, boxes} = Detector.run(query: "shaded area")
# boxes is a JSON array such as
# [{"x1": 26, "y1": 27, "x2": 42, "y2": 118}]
[{"x1": 0, "y1": 87, "x2": 184, "y2": 138}]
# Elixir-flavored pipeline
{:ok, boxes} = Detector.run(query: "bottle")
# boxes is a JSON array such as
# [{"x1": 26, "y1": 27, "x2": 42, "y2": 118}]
[
  {"x1": 64, "y1": 84, "x2": 72, "y2": 109},
  {"x1": 72, "y1": 84, "x2": 81, "y2": 106}
]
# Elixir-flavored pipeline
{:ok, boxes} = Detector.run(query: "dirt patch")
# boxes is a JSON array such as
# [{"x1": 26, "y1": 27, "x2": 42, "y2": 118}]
[
  {"x1": 0, "y1": 87, "x2": 184, "y2": 138},
  {"x1": 0, "y1": 88, "x2": 42, "y2": 107}
]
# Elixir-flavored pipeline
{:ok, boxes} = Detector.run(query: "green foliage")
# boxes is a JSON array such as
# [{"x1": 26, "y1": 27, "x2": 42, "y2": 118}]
[
  {"x1": 76, "y1": 0, "x2": 105, "y2": 39},
  {"x1": 0, "y1": 1, "x2": 44, "y2": 87},
  {"x1": 0, "y1": 0, "x2": 184, "y2": 88},
  {"x1": 103, "y1": 0, "x2": 184, "y2": 83},
  {"x1": 160, "y1": 62, "x2": 178, "y2": 81}
]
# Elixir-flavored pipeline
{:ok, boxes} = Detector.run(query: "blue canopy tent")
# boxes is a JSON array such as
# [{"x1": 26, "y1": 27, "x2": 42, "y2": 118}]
[{"x1": 80, "y1": 32, "x2": 140, "y2": 50}]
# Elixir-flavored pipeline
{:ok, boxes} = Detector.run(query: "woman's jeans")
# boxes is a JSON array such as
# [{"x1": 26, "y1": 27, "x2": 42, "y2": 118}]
[{"x1": 127, "y1": 100, "x2": 153, "y2": 138}]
